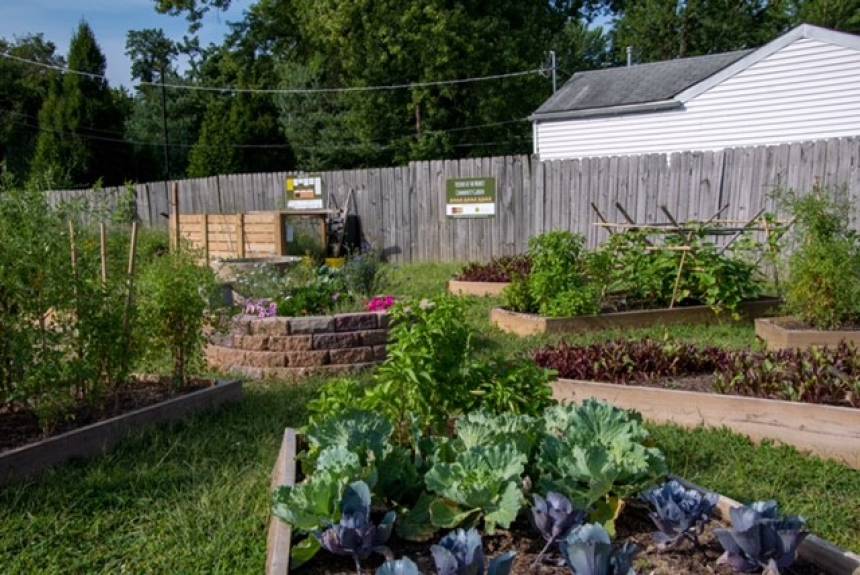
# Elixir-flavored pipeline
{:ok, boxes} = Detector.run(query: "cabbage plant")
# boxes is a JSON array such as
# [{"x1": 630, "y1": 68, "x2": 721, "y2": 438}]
[
  {"x1": 315, "y1": 481, "x2": 396, "y2": 574},
  {"x1": 714, "y1": 501, "x2": 808, "y2": 575},
  {"x1": 641, "y1": 480, "x2": 718, "y2": 549},
  {"x1": 430, "y1": 528, "x2": 516, "y2": 575},
  {"x1": 560, "y1": 523, "x2": 638, "y2": 575},
  {"x1": 530, "y1": 491, "x2": 587, "y2": 565},
  {"x1": 377, "y1": 557, "x2": 422, "y2": 575}
]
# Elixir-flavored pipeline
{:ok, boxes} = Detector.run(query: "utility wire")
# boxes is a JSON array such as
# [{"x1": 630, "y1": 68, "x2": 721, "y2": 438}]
[{"x1": 0, "y1": 51, "x2": 547, "y2": 95}]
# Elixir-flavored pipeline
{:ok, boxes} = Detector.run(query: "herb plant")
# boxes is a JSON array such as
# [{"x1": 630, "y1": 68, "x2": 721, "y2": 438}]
[
  {"x1": 560, "y1": 523, "x2": 638, "y2": 575},
  {"x1": 343, "y1": 250, "x2": 387, "y2": 298},
  {"x1": 714, "y1": 501, "x2": 808, "y2": 574},
  {"x1": 641, "y1": 480, "x2": 718, "y2": 549}
]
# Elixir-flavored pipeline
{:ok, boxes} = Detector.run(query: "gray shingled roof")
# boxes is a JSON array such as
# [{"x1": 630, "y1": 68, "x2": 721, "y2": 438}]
[{"x1": 533, "y1": 49, "x2": 753, "y2": 118}]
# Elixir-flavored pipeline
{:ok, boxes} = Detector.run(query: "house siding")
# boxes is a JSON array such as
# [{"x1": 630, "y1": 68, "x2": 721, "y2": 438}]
[{"x1": 535, "y1": 38, "x2": 860, "y2": 160}]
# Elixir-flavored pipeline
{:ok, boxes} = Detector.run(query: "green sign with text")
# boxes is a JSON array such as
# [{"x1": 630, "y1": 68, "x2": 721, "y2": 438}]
[{"x1": 445, "y1": 177, "x2": 496, "y2": 218}]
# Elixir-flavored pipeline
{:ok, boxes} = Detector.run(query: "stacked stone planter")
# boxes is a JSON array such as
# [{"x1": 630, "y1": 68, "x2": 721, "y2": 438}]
[{"x1": 207, "y1": 312, "x2": 389, "y2": 379}]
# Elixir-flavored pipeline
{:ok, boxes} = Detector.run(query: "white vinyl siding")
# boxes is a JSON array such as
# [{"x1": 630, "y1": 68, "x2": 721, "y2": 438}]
[{"x1": 535, "y1": 38, "x2": 860, "y2": 160}]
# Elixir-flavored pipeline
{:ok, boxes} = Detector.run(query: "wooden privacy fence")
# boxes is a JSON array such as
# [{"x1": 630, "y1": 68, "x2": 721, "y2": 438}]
[{"x1": 46, "y1": 136, "x2": 860, "y2": 263}]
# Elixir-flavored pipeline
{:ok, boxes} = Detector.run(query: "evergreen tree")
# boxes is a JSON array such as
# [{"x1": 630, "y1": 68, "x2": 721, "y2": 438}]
[
  {"x1": 186, "y1": 99, "x2": 241, "y2": 177},
  {"x1": 29, "y1": 21, "x2": 127, "y2": 188}
]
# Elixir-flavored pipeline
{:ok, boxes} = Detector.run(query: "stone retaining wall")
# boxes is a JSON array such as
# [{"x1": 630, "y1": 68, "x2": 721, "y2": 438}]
[{"x1": 206, "y1": 312, "x2": 389, "y2": 379}]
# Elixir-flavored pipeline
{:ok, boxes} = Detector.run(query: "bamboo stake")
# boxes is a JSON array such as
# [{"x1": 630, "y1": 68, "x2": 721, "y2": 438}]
[
  {"x1": 590, "y1": 202, "x2": 615, "y2": 236},
  {"x1": 99, "y1": 222, "x2": 108, "y2": 285},
  {"x1": 120, "y1": 221, "x2": 139, "y2": 381},
  {"x1": 669, "y1": 250, "x2": 687, "y2": 309},
  {"x1": 171, "y1": 182, "x2": 180, "y2": 251},
  {"x1": 68, "y1": 220, "x2": 84, "y2": 397},
  {"x1": 719, "y1": 207, "x2": 766, "y2": 254}
]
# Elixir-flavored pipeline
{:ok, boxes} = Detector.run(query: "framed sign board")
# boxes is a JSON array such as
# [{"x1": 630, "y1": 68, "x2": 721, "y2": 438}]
[
  {"x1": 445, "y1": 177, "x2": 496, "y2": 218},
  {"x1": 285, "y1": 175, "x2": 324, "y2": 210}
]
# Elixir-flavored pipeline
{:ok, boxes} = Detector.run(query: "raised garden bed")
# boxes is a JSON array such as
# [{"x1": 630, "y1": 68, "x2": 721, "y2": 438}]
[
  {"x1": 447, "y1": 279, "x2": 510, "y2": 297},
  {"x1": 756, "y1": 316, "x2": 860, "y2": 351},
  {"x1": 552, "y1": 379, "x2": 860, "y2": 469},
  {"x1": 265, "y1": 427, "x2": 860, "y2": 575},
  {"x1": 206, "y1": 312, "x2": 390, "y2": 380},
  {"x1": 492, "y1": 298, "x2": 781, "y2": 337},
  {"x1": 0, "y1": 379, "x2": 243, "y2": 486}
]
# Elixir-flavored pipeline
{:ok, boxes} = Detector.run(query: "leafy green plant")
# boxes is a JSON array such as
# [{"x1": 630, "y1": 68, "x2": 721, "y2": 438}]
[
  {"x1": 538, "y1": 285, "x2": 602, "y2": 318},
  {"x1": 466, "y1": 360, "x2": 555, "y2": 417},
  {"x1": 424, "y1": 442, "x2": 526, "y2": 534},
  {"x1": 501, "y1": 277, "x2": 534, "y2": 313},
  {"x1": 136, "y1": 250, "x2": 218, "y2": 385},
  {"x1": 527, "y1": 231, "x2": 589, "y2": 315},
  {"x1": 780, "y1": 186, "x2": 860, "y2": 329},
  {"x1": 537, "y1": 400, "x2": 667, "y2": 533}
]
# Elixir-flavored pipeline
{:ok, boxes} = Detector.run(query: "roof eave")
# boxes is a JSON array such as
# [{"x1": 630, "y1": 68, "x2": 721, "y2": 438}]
[{"x1": 530, "y1": 99, "x2": 683, "y2": 122}]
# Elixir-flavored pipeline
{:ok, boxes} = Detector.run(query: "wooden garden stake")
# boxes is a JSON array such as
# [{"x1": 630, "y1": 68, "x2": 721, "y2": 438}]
[
  {"x1": 99, "y1": 222, "x2": 108, "y2": 285},
  {"x1": 669, "y1": 250, "x2": 687, "y2": 309},
  {"x1": 68, "y1": 220, "x2": 84, "y2": 397},
  {"x1": 120, "y1": 221, "x2": 139, "y2": 380},
  {"x1": 171, "y1": 182, "x2": 180, "y2": 251}
]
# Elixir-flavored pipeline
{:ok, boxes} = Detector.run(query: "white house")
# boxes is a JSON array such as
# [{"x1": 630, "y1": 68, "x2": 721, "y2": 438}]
[{"x1": 531, "y1": 24, "x2": 860, "y2": 160}]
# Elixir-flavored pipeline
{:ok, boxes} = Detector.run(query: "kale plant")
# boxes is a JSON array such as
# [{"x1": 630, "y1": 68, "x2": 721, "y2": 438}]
[
  {"x1": 714, "y1": 501, "x2": 808, "y2": 574},
  {"x1": 641, "y1": 480, "x2": 718, "y2": 549},
  {"x1": 430, "y1": 528, "x2": 516, "y2": 575},
  {"x1": 531, "y1": 492, "x2": 588, "y2": 565},
  {"x1": 316, "y1": 481, "x2": 396, "y2": 574},
  {"x1": 560, "y1": 523, "x2": 638, "y2": 575}
]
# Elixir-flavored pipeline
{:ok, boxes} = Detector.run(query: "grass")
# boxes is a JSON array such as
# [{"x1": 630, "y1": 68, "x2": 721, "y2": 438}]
[{"x1": 0, "y1": 262, "x2": 857, "y2": 573}]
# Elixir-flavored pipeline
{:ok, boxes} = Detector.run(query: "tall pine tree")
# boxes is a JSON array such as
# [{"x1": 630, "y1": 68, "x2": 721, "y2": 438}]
[{"x1": 29, "y1": 21, "x2": 127, "y2": 188}]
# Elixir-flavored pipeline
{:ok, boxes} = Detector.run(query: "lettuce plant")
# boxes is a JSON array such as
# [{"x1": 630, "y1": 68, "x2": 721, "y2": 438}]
[
  {"x1": 430, "y1": 528, "x2": 516, "y2": 575},
  {"x1": 424, "y1": 443, "x2": 526, "y2": 534},
  {"x1": 560, "y1": 523, "x2": 638, "y2": 575},
  {"x1": 714, "y1": 501, "x2": 808, "y2": 574},
  {"x1": 531, "y1": 492, "x2": 588, "y2": 565},
  {"x1": 377, "y1": 557, "x2": 422, "y2": 575},
  {"x1": 641, "y1": 480, "x2": 718, "y2": 549},
  {"x1": 316, "y1": 481, "x2": 396, "y2": 574}
]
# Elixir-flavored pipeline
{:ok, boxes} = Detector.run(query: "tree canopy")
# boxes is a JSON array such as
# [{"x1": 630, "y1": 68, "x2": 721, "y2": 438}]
[{"x1": 0, "y1": 1, "x2": 857, "y2": 187}]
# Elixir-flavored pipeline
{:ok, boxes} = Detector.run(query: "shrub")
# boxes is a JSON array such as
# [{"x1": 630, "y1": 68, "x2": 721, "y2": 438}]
[
  {"x1": 456, "y1": 255, "x2": 531, "y2": 283},
  {"x1": 136, "y1": 251, "x2": 218, "y2": 385},
  {"x1": 342, "y1": 250, "x2": 386, "y2": 298},
  {"x1": 781, "y1": 186, "x2": 860, "y2": 329}
]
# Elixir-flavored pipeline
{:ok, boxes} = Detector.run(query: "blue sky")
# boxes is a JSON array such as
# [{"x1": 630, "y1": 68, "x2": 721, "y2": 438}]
[{"x1": 0, "y1": 0, "x2": 252, "y2": 89}]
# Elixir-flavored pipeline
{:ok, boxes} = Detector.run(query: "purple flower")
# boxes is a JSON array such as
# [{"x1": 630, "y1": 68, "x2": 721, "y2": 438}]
[{"x1": 244, "y1": 299, "x2": 278, "y2": 318}]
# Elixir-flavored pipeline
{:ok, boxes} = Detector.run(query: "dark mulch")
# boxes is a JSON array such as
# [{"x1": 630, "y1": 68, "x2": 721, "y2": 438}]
[
  {"x1": 295, "y1": 502, "x2": 823, "y2": 575},
  {"x1": 0, "y1": 377, "x2": 212, "y2": 453}
]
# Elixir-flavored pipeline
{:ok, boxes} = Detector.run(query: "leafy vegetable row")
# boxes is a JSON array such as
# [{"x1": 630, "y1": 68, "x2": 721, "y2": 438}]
[
  {"x1": 455, "y1": 255, "x2": 531, "y2": 283},
  {"x1": 534, "y1": 338, "x2": 860, "y2": 408}
]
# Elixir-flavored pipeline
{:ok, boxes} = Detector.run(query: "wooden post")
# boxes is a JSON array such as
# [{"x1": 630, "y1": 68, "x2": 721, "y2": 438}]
[
  {"x1": 273, "y1": 212, "x2": 285, "y2": 255},
  {"x1": 171, "y1": 182, "x2": 180, "y2": 251},
  {"x1": 202, "y1": 213, "x2": 210, "y2": 265},
  {"x1": 99, "y1": 222, "x2": 108, "y2": 285},
  {"x1": 121, "y1": 221, "x2": 139, "y2": 377},
  {"x1": 236, "y1": 213, "x2": 245, "y2": 258},
  {"x1": 669, "y1": 250, "x2": 687, "y2": 309},
  {"x1": 68, "y1": 220, "x2": 79, "y2": 282}
]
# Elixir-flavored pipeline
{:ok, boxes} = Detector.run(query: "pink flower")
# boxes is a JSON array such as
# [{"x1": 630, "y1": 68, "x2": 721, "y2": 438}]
[{"x1": 367, "y1": 295, "x2": 396, "y2": 312}]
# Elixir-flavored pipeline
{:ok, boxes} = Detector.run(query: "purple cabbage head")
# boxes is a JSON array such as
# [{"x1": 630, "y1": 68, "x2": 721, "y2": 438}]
[
  {"x1": 532, "y1": 491, "x2": 588, "y2": 543},
  {"x1": 642, "y1": 480, "x2": 718, "y2": 549},
  {"x1": 316, "y1": 481, "x2": 395, "y2": 572},
  {"x1": 376, "y1": 557, "x2": 422, "y2": 575},
  {"x1": 430, "y1": 528, "x2": 516, "y2": 575},
  {"x1": 560, "y1": 523, "x2": 638, "y2": 575},
  {"x1": 714, "y1": 500, "x2": 808, "y2": 574}
]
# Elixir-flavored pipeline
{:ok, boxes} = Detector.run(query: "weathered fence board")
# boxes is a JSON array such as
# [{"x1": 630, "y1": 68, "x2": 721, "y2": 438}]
[{"x1": 46, "y1": 136, "x2": 860, "y2": 263}]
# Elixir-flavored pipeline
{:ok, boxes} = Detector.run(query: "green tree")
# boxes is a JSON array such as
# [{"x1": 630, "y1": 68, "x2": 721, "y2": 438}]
[
  {"x1": 28, "y1": 21, "x2": 128, "y2": 188},
  {"x1": 186, "y1": 99, "x2": 241, "y2": 176},
  {"x1": 0, "y1": 35, "x2": 63, "y2": 184}
]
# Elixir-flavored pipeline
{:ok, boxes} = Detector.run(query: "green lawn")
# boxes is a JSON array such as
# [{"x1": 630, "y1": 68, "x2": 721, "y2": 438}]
[{"x1": 0, "y1": 262, "x2": 857, "y2": 573}]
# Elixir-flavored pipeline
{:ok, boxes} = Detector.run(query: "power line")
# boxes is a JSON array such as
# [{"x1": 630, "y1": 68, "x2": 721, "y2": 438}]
[{"x1": 0, "y1": 50, "x2": 547, "y2": 95}]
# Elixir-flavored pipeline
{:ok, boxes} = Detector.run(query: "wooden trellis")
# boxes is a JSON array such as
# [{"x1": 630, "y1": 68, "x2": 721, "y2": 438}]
[{"x1": 591, "y1": 202, "x2": 792, "y2": 307}]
